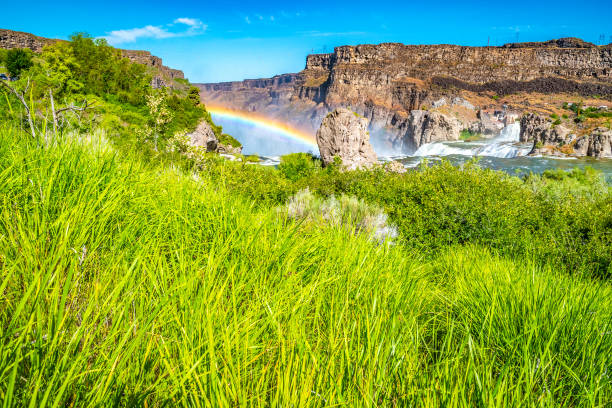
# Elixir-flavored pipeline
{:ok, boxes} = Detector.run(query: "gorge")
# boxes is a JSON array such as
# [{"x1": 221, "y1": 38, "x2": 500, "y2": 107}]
[{"x1": 197, "y1": 37, "x2": 612, "y2": 161}]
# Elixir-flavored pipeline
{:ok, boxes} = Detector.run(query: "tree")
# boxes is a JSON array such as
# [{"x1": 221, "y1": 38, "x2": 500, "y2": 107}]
[
  {"x1": 188, "y1": 86, "x2": 201, "y2": 106},
  {"x1": 138, "y1": 89, "x2": 173, "y2": 151},
  {"x1": 6, "y1": 49, "x2": 33, "y2": 78}
]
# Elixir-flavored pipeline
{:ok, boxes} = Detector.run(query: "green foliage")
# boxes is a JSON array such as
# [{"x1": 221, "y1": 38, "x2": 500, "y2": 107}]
[
  {"x1": 0, "y1": 126, "x2": 610, "y2": 405},
  {"x1": 165, "y1": 94, "x2": 206, "y2": 136},
  {"x1": 187, "y1": 86, "x2": 201, "y2": 106},
  {"x1": 491, "y1": 94, "x2": 499, "y2": 100},
  {"x1": 71, "y1": 33, "x2": 147, "y2": 98},
  {"x1": 244, "y1": 154, "x2": 260, "y2": 163},
  {"x1": 218, "y1": 133, "x2": 241, "y2": 148},
  {"x1": 459, "y1": 129, "x2": 482, "y2": 141},
  {"x1": 0, "y1": 48, "x2": 7, "y2": 65},
  {"x1": 552, "y1": 118, "x2": 562, "y2": 126},
  {"x1": 278, "y1": 152, "x2": 321, "y2": 181},
  {"x1": 200, "y1": 158, "x2": 611, "y2": 278},
  {"x1": 5, "y1": 48, "x2": 33, "y2": 77}
]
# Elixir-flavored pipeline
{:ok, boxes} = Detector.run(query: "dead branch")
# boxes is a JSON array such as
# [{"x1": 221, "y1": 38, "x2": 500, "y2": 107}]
[{"x1": 0, "y1": 79, "x2": 36, "y2": 139}]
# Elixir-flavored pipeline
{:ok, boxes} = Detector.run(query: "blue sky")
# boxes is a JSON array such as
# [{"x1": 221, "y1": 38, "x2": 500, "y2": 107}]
[{"x1": 2, "y1": 1, "x2": 611, "y2": 83}]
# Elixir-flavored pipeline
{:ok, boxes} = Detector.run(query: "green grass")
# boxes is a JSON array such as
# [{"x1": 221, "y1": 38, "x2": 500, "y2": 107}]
[
  {"x1": 1, "y1": 126, "x2": 611, "y2": 406},
  {"x1": 460, "y1": 129, "x2": 483, "y2": 141}
]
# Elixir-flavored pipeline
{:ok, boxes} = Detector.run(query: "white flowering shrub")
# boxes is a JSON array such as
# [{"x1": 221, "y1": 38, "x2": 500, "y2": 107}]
[
  {"x1": 137, "y1": 89, "x2": 174, "y2": 151},
  {"x1": 284, "y1": 189, "x2": 398, "y2": 244}
]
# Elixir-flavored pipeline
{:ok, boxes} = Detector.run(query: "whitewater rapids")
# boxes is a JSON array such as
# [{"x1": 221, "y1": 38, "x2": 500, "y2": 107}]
[{"x1": 413, "y1": 123, "x2": 532, "y2": 159}]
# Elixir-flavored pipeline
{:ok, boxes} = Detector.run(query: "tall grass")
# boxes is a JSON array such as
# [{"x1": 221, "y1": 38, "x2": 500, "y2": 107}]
[{"x1": 0, "y1": 126, "x2": 610, "y2": 406}]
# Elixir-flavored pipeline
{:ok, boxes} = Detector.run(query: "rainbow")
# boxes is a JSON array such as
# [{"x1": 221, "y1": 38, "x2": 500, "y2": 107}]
[{"x1": 207, "y1": 105, "x2": 317, "y2": 148}]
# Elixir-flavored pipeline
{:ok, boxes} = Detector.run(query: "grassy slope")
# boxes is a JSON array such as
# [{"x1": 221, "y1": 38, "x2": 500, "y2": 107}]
[{"x1": 1, "y1": 127, "x2": 611, "y2": 406}]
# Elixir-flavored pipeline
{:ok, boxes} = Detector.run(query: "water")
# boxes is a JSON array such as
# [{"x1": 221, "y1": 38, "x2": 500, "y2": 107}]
[
  {"x1": 413, "y1": 123, "x2": 531, "y2": 159},
  {"x1": 215, "y1": 118, "x2": 612, "y2": 182}
]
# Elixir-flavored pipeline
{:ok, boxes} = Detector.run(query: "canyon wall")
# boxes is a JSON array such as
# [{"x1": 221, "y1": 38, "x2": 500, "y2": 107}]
[
  {"x1": 0, "y1": 28, "x2": 184, "y2": 87},
  {"x1": 197, "y1": 38, "x2": 612, "y2": 154}
]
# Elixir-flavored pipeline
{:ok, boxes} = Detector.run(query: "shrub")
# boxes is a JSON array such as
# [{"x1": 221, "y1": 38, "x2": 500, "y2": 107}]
[
  {"x1": 5, "y1": 48, "x2": 33, "y2": 77},
  {"x1": 460, "y1": 129, "x2": 482, "y2": 141},
  {"x1": 218, "y1": 133, "x2": 241, "y2": 148},
  {"x1": 283, "y1": 189, "x2": 398, "y2": 244},
  {"x1": 278, "y1": 152, "x2": 321, "y2": 181}
]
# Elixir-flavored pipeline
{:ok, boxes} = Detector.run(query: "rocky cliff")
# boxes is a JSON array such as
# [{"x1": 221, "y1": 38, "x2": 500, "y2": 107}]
[
  {"x1": 198, "y1": 38, "x2": 612, "y2": 154},
  {"x1": 520, "y1": 113, "x2": 612, "y2": 158},
  {"x1": 0, "y1": 28, "x2": 184, "y2": 88}
]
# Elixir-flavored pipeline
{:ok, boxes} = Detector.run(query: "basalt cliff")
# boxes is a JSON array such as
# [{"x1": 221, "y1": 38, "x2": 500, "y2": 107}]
[
  {"x1": 0, "y1": 28, "x2": 184, "y2": 88},
  {"x1": 197, "y1": 38, "x2": 612, "y2": 155}
]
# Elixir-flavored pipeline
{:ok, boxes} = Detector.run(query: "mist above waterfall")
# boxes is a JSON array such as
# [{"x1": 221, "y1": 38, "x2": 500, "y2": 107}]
[{"x1": 211, "y1": 114, "x2": 317, "y2": 157}]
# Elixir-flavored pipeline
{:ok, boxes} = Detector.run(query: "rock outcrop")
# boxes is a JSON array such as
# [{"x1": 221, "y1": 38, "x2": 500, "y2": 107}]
[
  {"x1": 187, "y1": 120, "x2": 243, "y2": 155},
  {"x1": 187, "y1": 120, "x2": 218, "y2": 152},
  {"x1": 406, "y1": 110, "x2": 461, "y2": 150},
  {"x1": 574, "y1": 128, "x2": 612, "y2": 158},
  {"x1": 0, "y1": 28, "x2": 184, "y2": 88},
  {"x1": 316, "y1": 108, "x2": 377, "y2": 170},
  {"x1": 198, "y1": 38, "x2": 612, "y2": 154},
  {"x1": 520, "y1": 113, "x2": 612, "y2": 157}
]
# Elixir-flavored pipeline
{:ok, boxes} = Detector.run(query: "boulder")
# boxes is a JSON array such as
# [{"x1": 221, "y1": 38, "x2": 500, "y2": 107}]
[
  {"x1": 316, "y1": 108, "x2": 378, "y2": 170},
  {"x1": 406, "y1": 110, "x2": 462, "y2": 149},
  {"x1": 187, "y1": 120, "x2": 218, "y2": 152}
]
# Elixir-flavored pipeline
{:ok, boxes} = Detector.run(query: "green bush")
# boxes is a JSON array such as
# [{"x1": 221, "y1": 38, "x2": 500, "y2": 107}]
[
  {"x1": 218, "y1": 133, "x2": 242, "y2": 148},
  {"x1": 5, "y1": 48, "x2": 33, "y2": 77},
  {"x1": 278, "y1": 152, "x2": 321, "y2": 181},
  {"x1": 460, "y1": 129, "x2": 482, "y2": 141}
]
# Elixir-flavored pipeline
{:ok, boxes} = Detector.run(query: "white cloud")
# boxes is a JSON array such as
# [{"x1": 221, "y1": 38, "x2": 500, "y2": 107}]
[
  {"x1": 102, "y1": 18, "x2": 206, "y2": 45},
  {"x1": 245, "y1": 16, "x2": 251, "y2": 24},
  {"x1": 174, "y1": 17, "x2": 203, "y2": 28}
]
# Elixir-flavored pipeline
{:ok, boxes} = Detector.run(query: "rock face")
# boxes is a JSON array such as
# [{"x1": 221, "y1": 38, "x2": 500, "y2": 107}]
[
  {"x1": 406, "y1": 110, "x2": 461, "y2": 150},
  {"x1": 0, "y1": 28, "x2": 184, "y2": 88},
  {"x1": 469, "y1": 111, "x2": 505, "y2": 136},
  {"x1": 197, "y1": 38, "x2": 612, "y2": 154},
  {"x1": 520, "y1": 114, "x2": 612, "y2": 157},
  {"x1": 574, "y1": 128, "x2": 612, "y2": 158},
  {"x1": 187, "y1": 120, "x2": 243, "y2": 155},
  {"x1": 187, "y1": 120, "x2": 218, "y2": 152},
  {"x1": 316, "y1": 108, "x2": 377, "y2": 170}
]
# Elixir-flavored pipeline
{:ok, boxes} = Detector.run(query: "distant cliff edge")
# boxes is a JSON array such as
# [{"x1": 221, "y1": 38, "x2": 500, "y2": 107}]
[{"x1": 197, "y1": 38, "x2": 612, "y2": 155}]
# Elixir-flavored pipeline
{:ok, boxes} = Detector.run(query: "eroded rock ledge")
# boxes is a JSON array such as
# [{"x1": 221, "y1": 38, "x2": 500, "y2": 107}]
[{"x1": 520, "y1": 114, "x2": 612, "y2": 158}]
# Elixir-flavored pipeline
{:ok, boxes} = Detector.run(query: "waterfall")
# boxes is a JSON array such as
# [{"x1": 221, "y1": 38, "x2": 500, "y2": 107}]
[{"x1": 412, "y1": 123, "x2": 531, "y2": 159}]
